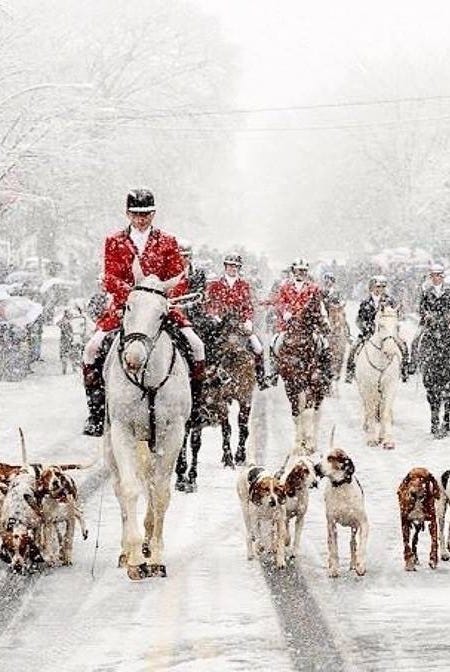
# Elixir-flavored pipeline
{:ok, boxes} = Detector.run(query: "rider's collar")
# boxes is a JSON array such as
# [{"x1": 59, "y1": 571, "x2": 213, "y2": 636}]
[{"x1": 224, "y1": 274, "x2": 238, "y2": 287}]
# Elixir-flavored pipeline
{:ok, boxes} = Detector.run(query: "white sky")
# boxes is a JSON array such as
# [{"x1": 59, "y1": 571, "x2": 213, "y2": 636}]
[{"x1": 192, "y1": 0, "x2": 450, "y2": 262}]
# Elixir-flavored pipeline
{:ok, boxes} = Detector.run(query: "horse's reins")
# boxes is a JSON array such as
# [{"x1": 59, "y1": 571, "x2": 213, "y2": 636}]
[
  {"x1": 365, "y1": 319, "x2": 402, "y2": 399},
  {"x1": 117, "y1": 285, "x2": 177, "y2": 452}
]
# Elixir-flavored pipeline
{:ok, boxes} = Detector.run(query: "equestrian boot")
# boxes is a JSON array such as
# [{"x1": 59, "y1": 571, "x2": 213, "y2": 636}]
[
  {"x1": 400, "y1": 342, "x2": 410, "y2": 383},
  {"x1": 254, "y1": 353, "x2": 269, "y2": 390},
  {"x1": 190, "y1": 360, "x2": 205, "y2": 425},
  {"x1": 82, "y1": 363, "x2": 105, "y2": 437},
  {"x1": 344, "y1": 344, "x2": 357, "y2": 383}
]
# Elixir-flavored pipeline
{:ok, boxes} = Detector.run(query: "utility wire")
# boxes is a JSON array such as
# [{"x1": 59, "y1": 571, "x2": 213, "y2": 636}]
[
  {"x1": 129, "y1": 93, "x2": 450, "y2": 118},
  {"x1": 116, "y1": 113, "x2": 450, "y2": 133}
]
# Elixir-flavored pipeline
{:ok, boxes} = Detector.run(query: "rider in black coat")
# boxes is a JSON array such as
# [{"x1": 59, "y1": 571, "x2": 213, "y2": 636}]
[
  {"x1": 410, "y1": 264, "x2": 450, "y2": 373},
  {"x1": 345, "y1": 275, "x2": 409, "y2": 383}
]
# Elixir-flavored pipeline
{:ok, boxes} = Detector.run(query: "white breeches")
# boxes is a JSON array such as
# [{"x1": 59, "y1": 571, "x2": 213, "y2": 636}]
[
  {"x1": 181, "y1": 326, "x2": 205, "y2": 362},
  {"x1": 249, "y1": 333, "x2": 263, "y2": 355},
  {"x1": 83, "y1": 329, "x2": 107, "y2": 365},
  {"x1": 83, "y1": 326, "x2": 205, "y2": 365}
]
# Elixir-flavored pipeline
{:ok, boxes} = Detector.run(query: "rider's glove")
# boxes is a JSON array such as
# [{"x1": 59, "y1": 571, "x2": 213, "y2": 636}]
[{"x1": 242, "y1": 319, "x2": 253, "y2": 334}]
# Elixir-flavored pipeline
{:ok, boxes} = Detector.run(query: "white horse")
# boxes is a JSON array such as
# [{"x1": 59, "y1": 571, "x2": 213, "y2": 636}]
[
  {"x1": 103, "y1": 274, "x2": 191, "y2": 581},
  {"x1": 354, "y1": 306, "x2": 402, "y2": 449}
]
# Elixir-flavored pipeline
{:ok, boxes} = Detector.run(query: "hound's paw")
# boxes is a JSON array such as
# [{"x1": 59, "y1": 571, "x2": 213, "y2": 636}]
[
  {"x1": 405, "y1": 561, "x2": 416, "y2": 572},
  {"x1": 441, "y1": 550, "x2": 450, "y2": 561},
  {"x1": 355, "y1": 564, "x2": 366, "y2": 576},
  {"x1": 429, "y1": 558, "x2": 438, "y2": 570},
  {"x1": 276, "y1": 560, "x2": 286, "y2": 570},
  {"x1": 328, "y1": 568, "x2": 340, "y2": 578}
]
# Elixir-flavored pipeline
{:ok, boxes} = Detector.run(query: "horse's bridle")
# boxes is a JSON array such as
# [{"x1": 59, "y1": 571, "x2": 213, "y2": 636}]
[{"x1": 117, "y1": 285, "x2": 177, "y2": 451}]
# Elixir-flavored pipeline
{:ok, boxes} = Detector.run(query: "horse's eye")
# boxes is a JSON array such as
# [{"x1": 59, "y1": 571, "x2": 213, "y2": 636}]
[{"x1": 126, "y1": 305, "x2": 131, "y2": 313}]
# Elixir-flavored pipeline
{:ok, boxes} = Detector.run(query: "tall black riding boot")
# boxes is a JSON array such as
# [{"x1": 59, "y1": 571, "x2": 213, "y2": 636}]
[
  {"x1": 190, "y1": 360, "x2": 205, "y2": 425},
  {"x1": 254, "y1": 353, "x2": 269, "y2": 390},
  {"x1": 82, "y1": 363, "x2": 105, "y2": 437},
  {"x1": 345, "y1": 339, "x2": 362, "y2": 383}
]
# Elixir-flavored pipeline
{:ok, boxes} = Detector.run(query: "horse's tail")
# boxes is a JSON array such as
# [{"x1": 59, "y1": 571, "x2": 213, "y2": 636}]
[
  {"x1": 19, "y1": 427, "x2": 27, "y2": 465},
  {"x1": 329, "y1": 424, "x2": 336, "y2": 451}
]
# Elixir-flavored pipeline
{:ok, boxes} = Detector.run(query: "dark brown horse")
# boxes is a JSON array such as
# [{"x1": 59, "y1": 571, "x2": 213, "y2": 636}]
[
  {"x1": 175, "y1": 314, "x2": 256, "y2": 492},
  {"x1": 276, "y1": 311, "x2": 331, "y2": 454}
]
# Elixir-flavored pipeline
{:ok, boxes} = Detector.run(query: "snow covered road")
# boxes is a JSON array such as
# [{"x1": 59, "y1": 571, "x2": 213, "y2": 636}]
[{"x1": 1, "y1": 321, "x2": 450, "y2": 671}]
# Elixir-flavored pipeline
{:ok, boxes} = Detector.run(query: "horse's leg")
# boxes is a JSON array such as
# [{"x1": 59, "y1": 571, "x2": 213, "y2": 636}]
[
  {"x1": 235, "y1": 403, "x2": 251, "y2": 465},
  {"x1": 104, "y1": 427, "x2": 129, "y2": 568},
  {"x1": 441, "y1": 393, "x2": 450, "y2": 436},
  {"x1": 175, "y1": 422, "x2": 189, "y2": 492},
  {"x1": 379, "y1": 384, "x2": 396, "y2": 449},
  {"x1": 110, "y1": 422, "x2": 147, "y2": 578},
  {"x1": 147, "y1": 427, "x2": 183, "y2": 575},
  {"x1": 427, "y1": 387, "x2": 441, "y2": 437},
  {"x1": 221, "y1": 414, "x2": 234, "y2": 468},
  {"x1": 186, "y1": 425, "x2": 202, "y2": 492},
  {"x1": 362, "y1": 388, "x2": 378, "y2": 446},
  {"x1": 298, "y1": 406, "x2": 315, "y2": 455}
]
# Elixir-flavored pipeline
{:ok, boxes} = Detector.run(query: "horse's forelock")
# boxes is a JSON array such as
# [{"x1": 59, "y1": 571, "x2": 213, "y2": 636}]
[{"x1": 137, "y1": 274, "x2": 166, "y2": 293}]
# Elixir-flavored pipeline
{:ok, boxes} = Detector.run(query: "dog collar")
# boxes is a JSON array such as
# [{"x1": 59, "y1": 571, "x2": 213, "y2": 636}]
[{"x1": 331, "y1": 475, "x2": 353, "y2": 488}]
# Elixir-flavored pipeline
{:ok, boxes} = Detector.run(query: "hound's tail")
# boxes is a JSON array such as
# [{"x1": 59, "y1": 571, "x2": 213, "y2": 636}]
[
  {"x1": 58, "y1": 441, "x2": 102, "y2": 471},
  {"x1": 19, "y1": 427, "x2": 27, "y2": 465},
  {"x1": 329, "y1": 425, "x2": 336, "y2": 451}
]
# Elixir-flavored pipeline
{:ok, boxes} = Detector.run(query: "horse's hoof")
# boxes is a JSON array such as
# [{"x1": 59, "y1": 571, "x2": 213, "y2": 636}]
[
  {"x1": 127, "y1": 563, "x2": 150, "y2": 581},
  {"x1": 234, "y1": 451, "x2": 246, "y2": 466},
  {"x1": 142, "y1": 542, "x2": 151, "y2": 558},
  {"x1": 382, "y1": 441, "x2": 395, "y2": 450},
  {"x1": 222, "y1": 454, "x2": 234, "y2": 469},
  {"x1": 118, "y1": 553, "x2": 128, "y2": 568},
  {"x1": 175, "y1": 478, "x2": 186, "y2": 492},
  {"x1": 148, "y1": 563, "x2": 167, "y2": 578}
]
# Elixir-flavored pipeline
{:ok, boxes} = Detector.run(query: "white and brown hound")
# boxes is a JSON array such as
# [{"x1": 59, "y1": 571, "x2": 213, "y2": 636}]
[
  {"x1": 236, "y1": 465, "x2": 287, "y2": 569},
  {"x1": 315, "y1": 430, "x2": 369, "y2": 577}
]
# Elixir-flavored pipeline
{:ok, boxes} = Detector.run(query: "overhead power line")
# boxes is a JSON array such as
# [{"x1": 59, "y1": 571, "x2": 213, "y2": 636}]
[
  {"x1": 121, "y1": 113, "x2": 450, "y2": 133},
  {"x1": 132, "y1": 93, "x2": 450, "y2": 119}
]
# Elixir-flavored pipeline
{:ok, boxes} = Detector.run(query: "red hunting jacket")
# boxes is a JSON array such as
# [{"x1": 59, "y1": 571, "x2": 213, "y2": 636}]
[
  {"x1": 205, "y1": 276, "x2": 253, "y2": 322},
  {"x1": 97, "y1": 226, "x2": 187, "y2": 331},
  {"x1": 275, "y1": 279, "x2": 322, "y2": 330}
]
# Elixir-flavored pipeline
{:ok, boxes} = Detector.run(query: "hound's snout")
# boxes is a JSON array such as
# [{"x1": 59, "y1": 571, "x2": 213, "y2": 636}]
[
  {"x1": 314, "y1": 464, "x2": 323, "y2": 478},
  {"x1": 269, "y1": 497, "x2": 277, "y2": 508}
]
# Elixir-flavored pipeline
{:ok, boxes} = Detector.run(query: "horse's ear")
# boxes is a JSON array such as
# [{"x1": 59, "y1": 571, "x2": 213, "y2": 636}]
[{"x1": 161, "y1": 271, "x2": 185, "y2": 292}]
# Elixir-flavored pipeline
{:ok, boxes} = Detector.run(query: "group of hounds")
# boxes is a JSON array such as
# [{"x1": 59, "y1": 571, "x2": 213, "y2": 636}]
[
  {"x1": 0, "y1": 430, "x2": 90, "y2": 574},
  {"x1": 237, "y1": 429, "x2": 450, "y2": 575}
]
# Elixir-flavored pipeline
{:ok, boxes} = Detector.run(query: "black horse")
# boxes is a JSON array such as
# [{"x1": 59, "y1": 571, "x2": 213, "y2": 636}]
[
  {"x1": 175, "y1": 313, "x2": 256, "y2": 492},
  {"x1": 419, "y1": 322, "x2": 450, "y2": 438}
]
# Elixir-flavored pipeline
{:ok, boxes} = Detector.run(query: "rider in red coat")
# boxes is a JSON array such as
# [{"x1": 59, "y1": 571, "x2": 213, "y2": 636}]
[
  {"x1": 268, "y1": 258, "x2": 329, "y2": 385},
  {"x1": 82, "y1": 189, "x2": 205, "y2": 436},
  {"x1": 205, "y1": 253, "x2": 269, "y2": 390}
]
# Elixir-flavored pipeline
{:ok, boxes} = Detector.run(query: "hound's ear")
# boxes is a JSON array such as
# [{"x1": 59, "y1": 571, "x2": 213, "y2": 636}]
[
  {"x1": 427, "y1": 474, "x2": 441, "y2": 500},
  {"x1": 275, "y1": 482, "x2": 286, "y2": 503},
  {"x1": 23, "y1": 494, "x2": 42, "y2": 519},
  {"x1": 250, "y1": 482, "x2": 262, "y2": 505},
  {"x1": 343, "y1": 457, "x2": 355, "y2": 477}
]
